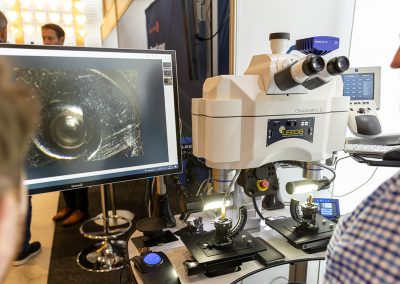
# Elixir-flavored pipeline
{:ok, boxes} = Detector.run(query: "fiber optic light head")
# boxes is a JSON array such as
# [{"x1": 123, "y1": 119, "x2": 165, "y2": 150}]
[
  {"x1": 203, "y1": 195, "x2": 231, "y2": 211},
  {"x1": 286, "y1": 179, "x2": 329, "y2": 195}
]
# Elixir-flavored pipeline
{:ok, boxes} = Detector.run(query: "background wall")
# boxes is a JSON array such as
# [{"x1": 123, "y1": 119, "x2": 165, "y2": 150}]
[
  {"x1": 332, "y1": 0, "x2": 400, "y2": 213},
  {"x1": 233, "y1": 0, "x2": 356, "y2": 74},
  {"x1": 102, "y1": 25, "x2": 118, "y2": 48},
  {"x1": 117, "y1": 0, "x2": 154, "y2": 49}
]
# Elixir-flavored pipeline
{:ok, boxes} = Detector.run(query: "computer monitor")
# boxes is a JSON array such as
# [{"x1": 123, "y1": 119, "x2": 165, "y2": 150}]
[
  {"x1": 341, "y1": 66, "x2": 381, "y2": 109},
  {"x1": 0, "y1": 44, "x2": 182, "y2": 194}
]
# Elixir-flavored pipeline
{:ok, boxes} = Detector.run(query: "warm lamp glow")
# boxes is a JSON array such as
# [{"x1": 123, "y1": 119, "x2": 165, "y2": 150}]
[
  {"x1": 2, "y1": 0, "x2": 93, "y2": 46},
  {"x1": 21, "y1": 11, "x2": 33, "y2": 23},
  {"x1": 34, "y1": 0, "x2": 46, "y2": 10},
  {"x1": 62, "y1": 0, "x2": 73, "y2": 12},
  {"x1": 74, "y1": 1, "x2": 85, "y2": 12},
  {"x1": 203, "y1": 199, "x2": 231, "y2": 211},
  {"x1": 78, "y1": 29, "x2": 87, "y2": 37},
  {"x1": 19, "y1": 0, "x2": 31, "y2": 9},
  {"x1": 35, "y1": 12, "x2": 47, "y2": 24},
  {"x1": 23, "y1": 24, "x2": 34, "y2": 35},
  {"x1": 75, "y1": 15, "x2": 86, "y2": 25},
  {"x1": 62, "y1": 14, "x2": 74, "y2": 25},
  {"x1": 65, "y1": 26, "x2": 75, "y2": 36},
  {"x1": 6, "y1": 0, "x2": 17, "y2": 7},
  {"x1": 9, "y1": 25, "x2": 20, "y2": 36},
  {"x1": 47, "y1": 0, "x2": 58, "y2": 11},
  {"x1": 49, "y1": 13, "x2": 61, "y2": 23},
  {"x1": 7, "y1": 11, "x2": 19, "y2": 22}
]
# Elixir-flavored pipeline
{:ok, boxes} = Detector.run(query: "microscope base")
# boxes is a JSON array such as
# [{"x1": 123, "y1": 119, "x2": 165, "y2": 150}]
[
  {"x1": 266, "y1": 214, "x2": 336, "y2": 253},
  {"x1": 180, "y1": 230, "x2": 268, "y2": 276}
]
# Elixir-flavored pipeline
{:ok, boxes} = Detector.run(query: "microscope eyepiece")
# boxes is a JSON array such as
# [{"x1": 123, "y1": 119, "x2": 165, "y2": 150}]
[
  {"x1": 326, "y1": 56, "x2": 350, "y2": 75},
  {"x1": 274, "y1": 55, "x2": 325, "y2": 91},
  {"x1": 269, "y1": 32, "x2": 290, "y2": 40},
  {"x1": 301, "y1": 56, "x2": 350, "y2": 90},
  {"x1": 302, "y1": 55, "x2": 325, "y2": 76}
]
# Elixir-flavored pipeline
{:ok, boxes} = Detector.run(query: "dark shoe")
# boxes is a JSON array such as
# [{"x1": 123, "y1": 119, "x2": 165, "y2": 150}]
[
  {"x1": 53, "y1": 207, "x2": 74, "y2": 222},
  {"x1": 13, "y1": 241, "x2": 41, "y2": 266},
  {"x1": 62, "y1": 209, "x2": 88, "y2": 227}
]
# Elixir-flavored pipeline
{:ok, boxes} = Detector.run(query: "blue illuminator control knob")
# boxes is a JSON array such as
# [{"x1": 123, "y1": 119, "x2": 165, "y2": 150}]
[{"x1": 143, "y1": 252, "x2": 163, "y2": 266}]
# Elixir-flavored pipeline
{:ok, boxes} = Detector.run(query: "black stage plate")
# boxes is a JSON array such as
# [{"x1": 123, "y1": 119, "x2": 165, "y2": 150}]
[
  {"x1": 266, "y1": 215, "x2": 335, "y2": 252},
  {"x1": 180, "y1": 230, "x2": 266, "y2": 264}
]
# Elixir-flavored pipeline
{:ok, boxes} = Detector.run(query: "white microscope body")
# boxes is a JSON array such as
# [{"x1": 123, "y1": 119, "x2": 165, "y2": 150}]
[{"x1": 192, "y1": 34, "x2": 349, "y2": 171}]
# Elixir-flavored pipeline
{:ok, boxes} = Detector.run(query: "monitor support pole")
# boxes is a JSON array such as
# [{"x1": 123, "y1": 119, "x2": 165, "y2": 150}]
[
  {"x1": 156, "y1": 176, "x2": 176, "y2": 228},
  {"x1": 93, "y1": 183, "x2": 134, "y2": 227},
  {"x1": 77, "y1": 184, "x2": 132, "y2": 272}
]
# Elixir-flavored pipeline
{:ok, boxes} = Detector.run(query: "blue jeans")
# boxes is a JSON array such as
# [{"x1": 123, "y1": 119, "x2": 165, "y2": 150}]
[{"x1": 22, "y1": 196, "x2": 32, "y2": 252}]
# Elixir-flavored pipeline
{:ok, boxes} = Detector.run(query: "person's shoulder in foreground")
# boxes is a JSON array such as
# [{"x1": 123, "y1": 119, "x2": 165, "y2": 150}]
[
  {"x1": 324, "y1": 171, "x2": 400, "y2": 283},
  {"x1": 324, "y1": 36, "x2": 400, "y2": 284}
]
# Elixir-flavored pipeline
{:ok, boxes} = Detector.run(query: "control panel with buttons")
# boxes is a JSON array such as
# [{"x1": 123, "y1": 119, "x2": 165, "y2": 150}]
[
  {"x1": 347, "y1": 100, "x2": 381, "y2": 137},
  {"x1": 267, "y1": 117, "x2": 315, "y2": 146},
  {"x1": 133, "y1": 251, "x2": 180, "y2": 284},
  {"x1": 341, "y1": 66, "x2": 382, "y2": 137}
]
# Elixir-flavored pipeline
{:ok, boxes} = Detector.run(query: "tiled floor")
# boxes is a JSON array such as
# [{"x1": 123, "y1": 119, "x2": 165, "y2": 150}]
[{"x1": 4, "y1": 191, "x2": 59, "y2": 284}]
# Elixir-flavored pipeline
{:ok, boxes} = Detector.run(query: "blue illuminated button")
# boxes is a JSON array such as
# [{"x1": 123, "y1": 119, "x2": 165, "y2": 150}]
[{"x1": 143, "y1": 253, "x2": 162, "y2": 266}]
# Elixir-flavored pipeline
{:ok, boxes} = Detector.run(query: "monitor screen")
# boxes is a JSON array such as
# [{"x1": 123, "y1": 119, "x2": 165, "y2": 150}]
[
  {"x1": 342, "y1": 73, "x2": 374, "y2": 100},
  {"x1": 0, "y1": 45, "x2": 181, "y2": 194},
  {"x1": 313, "y1": 198, "x2": 340, "y2": 220}
]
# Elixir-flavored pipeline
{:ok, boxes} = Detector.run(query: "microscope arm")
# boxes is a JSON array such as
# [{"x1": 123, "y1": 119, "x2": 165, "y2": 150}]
[{"x1": 229, "y1": 206, "x2": 247, "y2": 239}]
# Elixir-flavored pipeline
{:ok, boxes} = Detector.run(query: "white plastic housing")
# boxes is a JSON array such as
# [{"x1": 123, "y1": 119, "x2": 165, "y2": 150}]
[{"x1": 192, "y1": 53, "x2": 349, "y2": 169}]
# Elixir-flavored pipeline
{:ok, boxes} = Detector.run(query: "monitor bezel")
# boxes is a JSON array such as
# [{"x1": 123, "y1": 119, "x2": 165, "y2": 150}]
[
  {"x1": 0, "y1": 44, "x2": 182, "y2": 194},
  {"x1": 341, "y1": 66, "x2": 381, "y2": 110}
]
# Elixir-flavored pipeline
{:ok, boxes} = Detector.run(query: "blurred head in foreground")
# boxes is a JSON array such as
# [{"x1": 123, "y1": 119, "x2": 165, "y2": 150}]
[{"x1": 0, "y1": 59, "x2": 39, "y2": 281}]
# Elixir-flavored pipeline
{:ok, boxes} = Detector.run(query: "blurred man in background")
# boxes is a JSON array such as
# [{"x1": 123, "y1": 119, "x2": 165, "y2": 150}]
[
  {"x1": 41, "y1": 23, "x2": 65, "y2": 45},
  {"x1": 0, "y1": 11, "x2": 7, "y2": 43}
]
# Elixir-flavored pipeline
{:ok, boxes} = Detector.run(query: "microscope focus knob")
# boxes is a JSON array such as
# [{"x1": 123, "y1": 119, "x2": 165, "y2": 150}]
[{"x1": 257, "y1": 179, "x2": 269, "y2": 191}]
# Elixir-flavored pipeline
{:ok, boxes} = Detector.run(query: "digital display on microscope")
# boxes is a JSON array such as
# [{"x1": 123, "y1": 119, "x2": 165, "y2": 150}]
[
  {"x1": 342, "y1": 73, "x2": 374, "y2": 100},
  {"x1": 341, "y1": 66, "x2": 381, "y2": 109}
]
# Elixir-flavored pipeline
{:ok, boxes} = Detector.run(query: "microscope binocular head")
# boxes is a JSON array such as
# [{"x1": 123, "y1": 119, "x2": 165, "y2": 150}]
[{"x1": 274, "y1": 55, "x2": 349, "y2": 92}]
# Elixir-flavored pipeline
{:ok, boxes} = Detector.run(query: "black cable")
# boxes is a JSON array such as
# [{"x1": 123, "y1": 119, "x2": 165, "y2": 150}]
[
  {"x1": 196, "y1": 13, "x2": 229, "y2": 41},
  {"x1": 286, "y1": 161, "x2": 337, "y2": 188},
  {"x1": 119, "y1": 256, "x2": 137, "y2": 284},
  {"x1": 252, "y1": 195, "x2": 266, "y2": 220},
  {"x1": 334, "y1": 155, "x2": 351, "y2": 170}
]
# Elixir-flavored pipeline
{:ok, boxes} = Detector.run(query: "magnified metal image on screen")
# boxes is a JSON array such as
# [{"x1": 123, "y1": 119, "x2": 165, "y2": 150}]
[{"x1": 16, "y1": 68, "x2": 144, "y2": 167}]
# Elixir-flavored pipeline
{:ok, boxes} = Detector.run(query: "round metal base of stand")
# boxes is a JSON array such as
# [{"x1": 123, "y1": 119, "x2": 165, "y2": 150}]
[
  {"x1": 94, "y1": 210, "x2": 134, "y2": 226},
  {"x1": 77, "y1": 240, "x2": 127, "y2": 272}
]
